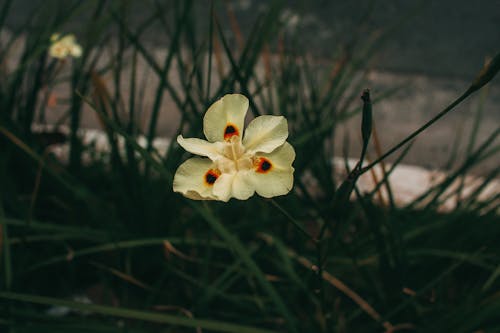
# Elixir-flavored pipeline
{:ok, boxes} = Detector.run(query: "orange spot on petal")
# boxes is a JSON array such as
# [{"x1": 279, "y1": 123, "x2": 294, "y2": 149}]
[
  {"x1": 204, "y1": 169, "x2": 220, "y2": 185},
  {"x1": 223, "y1": 123, "x2": 239, "y2": 140},
  {"x1": 255, "y1": 157, "x2": 272, "y2": 174}
]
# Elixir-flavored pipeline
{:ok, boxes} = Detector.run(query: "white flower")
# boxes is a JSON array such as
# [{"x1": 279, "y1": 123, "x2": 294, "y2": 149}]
[
  {"x1": 173, "y1": 94, "x2": 295, "y2": 202},
  {"x1": 49, "y1": 33, "x2": 82, "y2": 59}
]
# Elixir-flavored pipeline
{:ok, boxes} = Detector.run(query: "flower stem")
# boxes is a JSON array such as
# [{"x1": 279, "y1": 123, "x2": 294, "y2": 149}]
[{"x1": 269, "y1": 199, "x2": 316, "y2": 242}]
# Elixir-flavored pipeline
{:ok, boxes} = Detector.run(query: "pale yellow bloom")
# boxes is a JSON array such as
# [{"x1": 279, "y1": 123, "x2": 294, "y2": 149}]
[
  {"x1": 49, "y1": 33, "x2": 82, "y2": 59},
  {"x1": 173, "y1": 94, "x2": 295, "y2": 202}
]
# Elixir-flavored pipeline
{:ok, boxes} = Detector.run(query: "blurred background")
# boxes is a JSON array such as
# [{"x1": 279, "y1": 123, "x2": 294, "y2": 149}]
[{"x1": 3, "y1": 0, "x2": 500, "y2": 171}]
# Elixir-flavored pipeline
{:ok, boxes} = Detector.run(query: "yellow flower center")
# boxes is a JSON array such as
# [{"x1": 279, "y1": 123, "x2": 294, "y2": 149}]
[{"x1": 216, "y1": 136, "x2": 253, "y2": 173}]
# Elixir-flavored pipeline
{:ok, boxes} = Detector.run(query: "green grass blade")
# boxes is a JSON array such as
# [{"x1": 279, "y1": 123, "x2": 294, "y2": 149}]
[
  {"x1": 198, "y1": 205, "x2": 298, "y2": 332},
  {"x1": 0, "y1": 292, "x2": 278, "y2": 333},
  {"x1": 25, "y1": 237, "x2": 227, "y2": 272}
]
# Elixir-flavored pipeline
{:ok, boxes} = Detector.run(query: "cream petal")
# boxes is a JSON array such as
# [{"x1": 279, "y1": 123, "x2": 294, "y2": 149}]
[
  {"x1": 203, "y1": 94, "x2": 248, "y2": 142},
  {"x1": 49, "y1": 44, "x2": 68, "y2": 59},
  {"x1": 173, "y1": 157, "x2": 218, "y2": 200},
  {"x1": 243, "y1": 115, "x2": 288, "y2": 153},
  {"x1": 212, "y1": 173, "x2": 236, "y2": 202},
  {"x1": 70, "y1": 44, "x2": 82, "y2": 57},
  {"x1": 231, "y1": 171, "x2": 255, "y2": 200},
  {"x1": 62, "y1": 34, "x2": 76, "y2": 45},
  {"x1": 250, "y1": 169, "x2": 294, "y2": 198},
  {"x1": 249, "y1": 142, "x2": 295, "y2": 198},
  {"x1": 177, "y1": 135, "x2": 223, "y2": 160},
  {"x1": 50, "y1": 33, "x2": 60, "y2": 42}
]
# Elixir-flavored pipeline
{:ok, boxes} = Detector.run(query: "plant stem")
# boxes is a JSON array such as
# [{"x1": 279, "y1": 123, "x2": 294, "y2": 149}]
[{"x1": 360, "y1": 88, "x2": 472, "y2": 175}]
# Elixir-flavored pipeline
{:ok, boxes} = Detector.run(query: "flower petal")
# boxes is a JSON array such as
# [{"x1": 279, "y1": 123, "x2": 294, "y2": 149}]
[
  {"x1": 49, "y1": 44, "x2": 68, "y2": 59},
  {"x1": 243, "y1": 115, "x2": 288, "y2": 153},
  {"x1": 211, "y1": 171, "x2": 256, "y2": 201},
  {"x1": 173, "y1": 157, "x2": 218, "y2": 200},
  {"x1": 50, "y1": 33, "x2": 60, "y2": 42},
  {"x1": 177, "y1": 135, "x2": 222, "y2": 160},
  {"x1": 232, "y1": 171, "x2": 255, "y2": 200},
  {"x1": 62, "y1": 34, "x2": 77, "y2": 44},
  {"x1": 212, "y1": 173, "x2": 236, "y2": 202},
  {"x1": 248, "y1": 142, "x2": 295, "y2": 198},
  {"x1": 203, "y1": 94, "x2": 248, "y2": 142},
  {"x1": 70, "y1": 44, "x2": 82, "y2": 57}
]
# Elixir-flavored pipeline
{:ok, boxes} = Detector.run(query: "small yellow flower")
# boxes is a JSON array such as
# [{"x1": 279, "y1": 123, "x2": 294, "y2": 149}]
[
  {"x1": 49, "y1": 33, "x2": 82, "y2": 59},
  {"x1": 173, "y1": 94, "x2": 295, "y2": 202}
]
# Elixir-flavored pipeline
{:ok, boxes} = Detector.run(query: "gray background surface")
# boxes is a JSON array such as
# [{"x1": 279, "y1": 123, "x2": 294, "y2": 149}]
[{"x1": 5, "y1": 0, "x2": 500, "y2": 78}]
